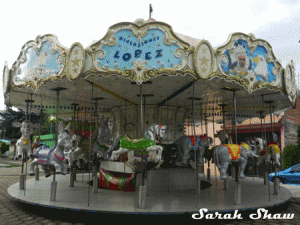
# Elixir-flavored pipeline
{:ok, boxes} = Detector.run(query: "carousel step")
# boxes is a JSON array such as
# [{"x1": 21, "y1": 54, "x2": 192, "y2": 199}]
[{"x1": 100, "y1": 161, "x2": 135, "y2": 173}]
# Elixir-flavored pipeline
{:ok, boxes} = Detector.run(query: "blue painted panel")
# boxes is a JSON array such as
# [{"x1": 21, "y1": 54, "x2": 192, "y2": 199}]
[
  {"x1": 220, "y1": 39, "x2": 276, "y2": 83},
  {"x1": 16, "y1": 41, "x2": 63, "y2": 82},
  {"x1": 97, "y1": 29, "x2": 183, "y2": 70}
]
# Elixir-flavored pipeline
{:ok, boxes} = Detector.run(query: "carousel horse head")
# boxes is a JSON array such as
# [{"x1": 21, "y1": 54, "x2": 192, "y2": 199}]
[
  {"x1": 97, "y1": 116, "x2": 113, "y2": 145},
  {"x1": 254, "y1": 137, "x2": 266, "y2": 153},
  {"x1": 214, "y1": 130, "x2": 230, "y2": 144},
  {"x1": 154, "y1": 124, "x2": 167, "y2": 141},
  {"x1": 202, "y1": 135, "x2": 213, "y2": 148},
  {"x1": 64, "y1": 134, "x2": 82, "y2": 166},
  {"x1": 272, "y1": 132, "x2": 278, "y2": 142},
  {"x1": 13, "y1": 121, "x2": 40, "y2": 140},
  {"x1": 57, "y1": 122, "x2": 73, "y2": 151},
  {"x1": 32, "y1": 136, "x2": 40, "y2": 149}
]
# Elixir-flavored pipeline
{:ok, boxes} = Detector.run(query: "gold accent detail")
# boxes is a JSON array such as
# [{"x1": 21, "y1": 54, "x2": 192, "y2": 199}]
[
  {"x1": 85, "y1": 78, "x2": 137, "y2": 106},
  {"x1": 66, "y1": 42, "x2": 85, "y2": 80},
  {"x1": 125, "y1": 134, "x2": 144, "y2": 143},
  {"x1": 132, "y1": 28, "x2": 148, "y2": 43},
  {"x1": 201, "y1": 67, "x2": 207, "y2": 73},
  {"x1": 163, "y1": 36, "x2": 172, "y2": 46},
  {"x1": 200, "y1": 57, "x2": 209, "y2": 66},
  {"x1": 194, "y1": 40, "x2": 215, "y2": 79},
  {"x1": 72, "y1": 57, "x2": 81, "y2": 67}
]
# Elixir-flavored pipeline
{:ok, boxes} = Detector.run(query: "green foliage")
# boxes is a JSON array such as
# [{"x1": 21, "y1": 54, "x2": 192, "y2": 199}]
[
  {"x1": 0, "y1": 107, "x2": 41, "y2": 140},
  {"x1": 282, "y1": 144, "x2": 300, "y2": 169},
  {"x1": 0, "y1": 142, "x2": 9, "y2": 154},
  {"x1": 297, "y1": 124, "x2": 300, "y2": 147}
]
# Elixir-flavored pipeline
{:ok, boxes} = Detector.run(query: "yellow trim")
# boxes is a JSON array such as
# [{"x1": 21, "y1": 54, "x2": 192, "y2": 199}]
[
  {"x1": 21, "y1": 138, "x2": 29, "y2": 146},
  {"x1": 85, "y1": 79, "x2": 136, "y2": 106}
]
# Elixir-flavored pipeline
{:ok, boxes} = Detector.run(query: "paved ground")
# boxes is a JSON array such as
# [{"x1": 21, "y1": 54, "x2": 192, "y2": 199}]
[{"x1": 1, "y1": 157, "x2": 300, "y2": 224}]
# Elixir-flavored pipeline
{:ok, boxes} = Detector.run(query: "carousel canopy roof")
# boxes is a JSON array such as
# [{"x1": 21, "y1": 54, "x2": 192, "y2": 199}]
[{"x1": 2, "y1": 18, "x2": 298, "y2": 123}]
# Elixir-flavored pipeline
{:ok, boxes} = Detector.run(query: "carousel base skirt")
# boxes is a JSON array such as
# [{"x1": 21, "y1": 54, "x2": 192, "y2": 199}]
[{"x1": 7, "y1": 170, "x2": 292, "y2": 215}]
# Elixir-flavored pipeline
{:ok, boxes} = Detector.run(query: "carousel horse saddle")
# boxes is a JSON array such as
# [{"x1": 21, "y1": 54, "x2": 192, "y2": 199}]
[
  {"x1": 222, "y1": 144, "x2": 240, "y2": 160},
  {"x1": 267, "y1": 142, "x2": 280, "y2": 154},
  {"x1": 120, "y1": 135, "x2": 155, "y2": 149}
]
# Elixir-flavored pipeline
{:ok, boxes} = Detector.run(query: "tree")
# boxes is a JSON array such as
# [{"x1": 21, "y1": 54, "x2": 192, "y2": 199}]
[{"x1": 0, "y1": 107, "x2": 41, "y2": 140}]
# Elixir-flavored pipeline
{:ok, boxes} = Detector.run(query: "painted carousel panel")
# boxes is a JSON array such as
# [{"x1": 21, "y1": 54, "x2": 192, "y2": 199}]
[
  {"x1": 11, "y1": 34, "x2": 67, "y2": 90},
  {"x1": 87, "y1": 22, "x2": 194, "y2": 84},
  {"x1": 216, "y1": 33, "x2": 283, "y2": 93}
]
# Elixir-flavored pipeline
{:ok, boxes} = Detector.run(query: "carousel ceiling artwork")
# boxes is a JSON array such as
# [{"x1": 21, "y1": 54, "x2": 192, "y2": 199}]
[
  {"x1": 2, "y1": 18, "x2": 298, "y2": 124},
  {"x1": 85, "y1": 19, "x2": 196, "y2": 84},
  {"x1": 215, "y1": 33, "x2": 284, "y2": 94},
  {"x1": 10, "y1": 34, "x2": 68, "y2": 90}
]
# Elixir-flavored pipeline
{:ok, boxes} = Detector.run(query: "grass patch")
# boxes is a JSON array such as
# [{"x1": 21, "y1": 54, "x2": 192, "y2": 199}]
[{"x1": 1, "y1": 162, "x2": 21, "y2": 168}]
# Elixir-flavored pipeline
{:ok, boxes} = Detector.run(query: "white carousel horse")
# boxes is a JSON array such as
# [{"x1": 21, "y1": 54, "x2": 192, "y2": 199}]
[
  {"x1": 109, "y1": 123, "x2": 167, "y2": 169},
  {"x1": 13, "y1": 121, "x2": 40, "y2": 160},
  {"x1": 64, "y1": 134, "x2": 82, "y2": 168},
  {"x1": 28, "y1": 122, "x2": 73, "y2": 177},
  {"x1": 175, "y1": 135, "x2": 213, "y2": 168},
  {"x1": 255, "y1": 133, "x2": 280, "y2": 166},
  {"x1": 74, "y1": 117, "x2": 113, "y2": 171}
]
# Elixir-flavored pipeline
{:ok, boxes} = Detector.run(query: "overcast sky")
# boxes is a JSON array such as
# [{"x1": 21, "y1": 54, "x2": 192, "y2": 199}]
[{"x1": 1, "y1": 0, "x2": 300, "y2": 111}]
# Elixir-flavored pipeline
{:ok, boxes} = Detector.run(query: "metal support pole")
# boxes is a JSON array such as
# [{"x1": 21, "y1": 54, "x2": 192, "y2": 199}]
[
  {"x1": 92, "y1": 97, "x2": 102, "y2": 194},
  {"x1": 233, "y1": 162, "x2": 241, "y2": 205},
  {"x1": 140, "y1": 85, "x2": 143, "y2": 136},
  {"x1": 257, "y1": 111, "x2": 264, "y2": 177},
  {"x1": 35, "y1": 167, "x2": 39, "y2": 180},
  {"x1": 73, "y1": 167, "x2": 77, "y2": 181},
  {"x1": 269, "y1": 104, "x2": 279, "y2": 195},
  {"x1": 204, "y1": 115, "x2": 210, "y2": 181},
  {"x1": 56, "y1": 92, "x2": 59, "y2": 146},
  {"x1": 20, "y1": 99, "x2": 31, "y2": 190},
  {"x1": 212, "y1": 106, "x2": 218, "y2": 185},
  {"x1": 224, "y1": 179, "x2": 228, "y2": 190},
  {"x1": 274, "y1": 177, "x2": 279, "y2": 195},
  {"x1": 233, "y1": 90, "x2": 238, "y2": 144},
  {"x1": 219, "y1": 103, "x2": 228, "y2": 190},
  {"x1": 139, "y1": 185, "x2": 147, "y2": 209},
  {"x1": 50, "y1": 167, "x2": 57, "y2": 202},
  {"x1": 70, "y1": 165, "x2": 74, "y2": 187},
  {"x1": 191, "y1": 83, "x2": 201, "y2": 195}
]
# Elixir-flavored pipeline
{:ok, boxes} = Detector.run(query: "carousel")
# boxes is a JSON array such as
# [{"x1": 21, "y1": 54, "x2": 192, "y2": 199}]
[{"x1": 3, "y1": 15, "x2": 298, "y2": 216}]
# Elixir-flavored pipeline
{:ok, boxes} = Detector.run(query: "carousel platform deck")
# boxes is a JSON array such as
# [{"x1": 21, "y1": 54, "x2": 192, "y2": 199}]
[{"x1": 7, "y1": 167, "x2": 292, "y2": 215}]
